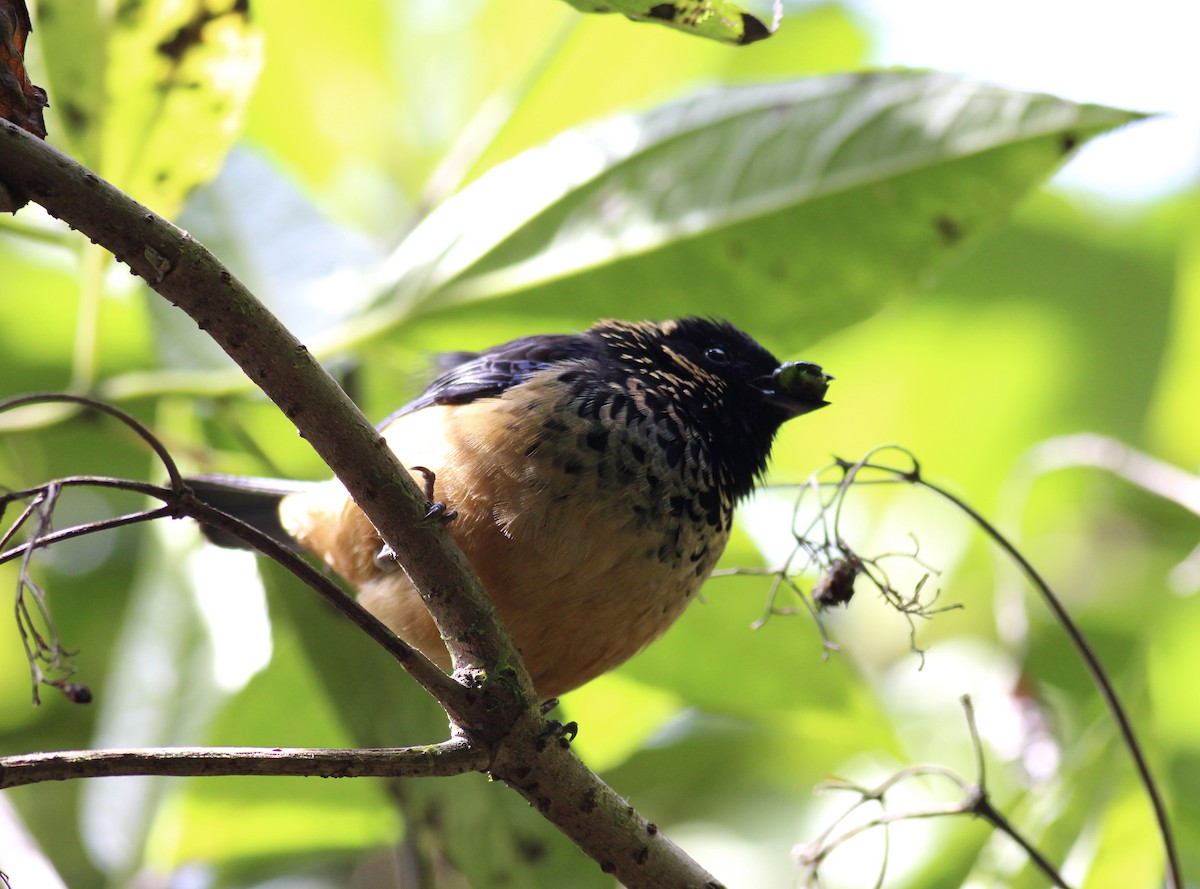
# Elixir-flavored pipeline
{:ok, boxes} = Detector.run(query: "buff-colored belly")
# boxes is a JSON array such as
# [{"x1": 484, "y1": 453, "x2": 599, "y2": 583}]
[{"x1": 280, "y1": 389, "x2": 724, "y2": 698}]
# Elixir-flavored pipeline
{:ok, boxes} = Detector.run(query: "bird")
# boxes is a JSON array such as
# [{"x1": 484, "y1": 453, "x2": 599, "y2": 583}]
[{"x1": 188, "y1": 318, "x2": 832, "y2": 699}]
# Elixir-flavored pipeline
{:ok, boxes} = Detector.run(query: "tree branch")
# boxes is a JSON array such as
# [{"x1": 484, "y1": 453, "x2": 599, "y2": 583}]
[
  {"x1": 0, "y1": 118, "x2": 725, "y2": 887},
  {"x1": 0, "y1": 422, "x2": 473, "y2": 718},
  {"x1": 799, "y1": 697, "x2": 1071, "y2": 889},
  {"x1": 0, "y1": 741, "x2": 488, "y2": 788},
  {"x1": 0, "y1": 120, "x2": 520, "y2": 707}
]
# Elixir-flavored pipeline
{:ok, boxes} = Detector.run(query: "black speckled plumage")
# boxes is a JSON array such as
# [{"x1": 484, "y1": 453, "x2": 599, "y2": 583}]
[
  {"x1": 192, "y1": 317, "x2": 831, "y2": 697},
  {"x1": 388, "y1": 317, "x2": 826, "y2": 507}
]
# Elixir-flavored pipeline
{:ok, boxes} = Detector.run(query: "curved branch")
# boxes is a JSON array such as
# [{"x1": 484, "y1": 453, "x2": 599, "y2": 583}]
[
  {"x1": 1, "y1": 495, "x2": 173, "y2": 566},
  {"x1": 914, "y1": 473, "x2": 1181, "y2": 889},
  {"x1": 809, "y1": 455, "x2": 1180, "y2": 889},
  {"x1": 0, "y1": 118, "x2": 523, "y2": 709},
  {"x1": 183, "y1": 495, "x2": 477, "y2": 718},
  {"x1": 766, "y1": 453, "x2": 1179, "y2": 889},
  {"x1": 1, "y1": 469, "x2": 476, "y2": 721},
  {"x1": 0, "y1": 118, "x2": 723, "y2": 888},
  {"x1": 801, "y1": 698, "x2": 1071, "y2": 889},
  {"x1": 0, "y1": 393, "x2": 183, "y2": 488}
]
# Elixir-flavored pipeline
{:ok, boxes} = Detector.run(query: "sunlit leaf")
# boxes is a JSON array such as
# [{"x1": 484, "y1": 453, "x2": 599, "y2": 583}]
[
  {"x1": 32, "y1": 0, "x2": 106, "y2": 161},
  {"x1": 158, "y1": 628, "x2": 400, "y2": 868},
  {"x1": 468, "y1": 3, "x2": 866, "y2": 183},
  {"x1": 36, "y1": 0, "x2": 263, "y2": 217},
  {"x1": 1079, "y1": 780, "x2": 1164, "y2": 889},
  {"x1": 562, "y1": 0, "x2": 772, "y2": 46},
  {"x1": 147, "y1": 148, "x2": 382, "y2": 372},
  {"x1": 364, "y1": 72, "x2": 1142, "y2": 353},
  {"x1": 1147, "y1": 218, "x2": 1200, "y2": 466}
]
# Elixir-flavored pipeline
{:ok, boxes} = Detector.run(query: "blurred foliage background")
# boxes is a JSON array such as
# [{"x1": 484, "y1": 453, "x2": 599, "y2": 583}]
[{"x1": 1, "y1": 1, "x2": 1197, "y2": 887}]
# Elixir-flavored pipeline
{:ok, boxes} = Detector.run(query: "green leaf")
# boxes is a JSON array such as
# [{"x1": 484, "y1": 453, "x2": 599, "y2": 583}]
[
  {"x1": 147, "y1": 148, "x2": 382, "y2": 372},
  {"x1": 465, "y1": 3, "x2": 866, "y2": 185},
  {"x1": 158, "y1": 627, "x2": 401, "y2": 869},
  {"x1": 1079, "y1": 780, "x2": 1164, "y2": 889},
  {"x1": 360, "y1": 72, "x2": 1141, "y2": 353},
  {"x1": 105, "y1": 0, "x2": 262, "y2": 216},
  {"x1": 33, "y1": 0, "x2": 109, "y2": 163},
  {"x1": 562, "y1": 0, "x2": 772, "y2": 46},
  {"x1": 37, "y1": 0, "x2": 263, "y2": 217}
]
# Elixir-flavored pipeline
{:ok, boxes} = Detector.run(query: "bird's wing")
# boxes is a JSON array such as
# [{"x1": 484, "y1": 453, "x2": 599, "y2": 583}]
[{"x1": 378, "y1": 333, "x2": 597, "y2": 426}]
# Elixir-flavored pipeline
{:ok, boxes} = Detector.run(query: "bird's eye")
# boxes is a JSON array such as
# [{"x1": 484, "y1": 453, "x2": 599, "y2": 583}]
[{"x1": 705, "y1": 347, "x2": 730, "y2": 364}]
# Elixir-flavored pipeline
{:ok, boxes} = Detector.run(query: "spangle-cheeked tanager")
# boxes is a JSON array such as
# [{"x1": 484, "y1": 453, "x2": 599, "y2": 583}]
[{"x1": 189, "y1": 317, "x2": 832, "y2": 698}]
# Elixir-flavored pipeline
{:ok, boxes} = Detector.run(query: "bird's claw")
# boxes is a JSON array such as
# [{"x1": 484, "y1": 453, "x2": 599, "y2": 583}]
[
  {"x1": 540, "y1": 719, "x2": 579, "y2": 746},
  {"x1": 410, "y1": 465, "x2": 438, "y2": 501},
  {"x1": 411, "y1": 465, "x2": 457, "y2": 525},
  {"x1": 422, "y1": 501, "x2": 458, "y2": 523},
  {"x1": 373, "y1": 466, "x2": 454, "y2": 569},
  {"x1": 538, "y1": 699, "x2": 578, "y2": 746}
]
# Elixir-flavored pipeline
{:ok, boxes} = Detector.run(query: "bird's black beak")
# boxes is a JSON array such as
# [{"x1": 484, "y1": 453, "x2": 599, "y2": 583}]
[{"x1": 758, "y1": 361, "x2": 833, "y2": 418}]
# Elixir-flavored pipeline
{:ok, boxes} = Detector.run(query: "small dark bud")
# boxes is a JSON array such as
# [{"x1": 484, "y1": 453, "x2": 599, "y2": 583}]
[
  {"x1": 813, "y1": 559, "x2": 859, "y2": 609},
  {"x1": 60, "y1": 682, "x2": 93, "y2": 704}
]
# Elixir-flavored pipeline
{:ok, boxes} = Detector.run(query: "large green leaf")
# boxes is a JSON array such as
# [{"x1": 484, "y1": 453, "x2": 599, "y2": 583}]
[
  {"x1": 468, "y1": 3, "x2": 866, "y2": 182},
  {"x1": 32, "y1": 0, "x2": 108, "y2": 163},
  {"x1": 146, "y1": 148, "x2": 382, "y2": 373},
  {"x1": 35, "y1": 0, "x2": 263, "y2": 218},
  {"x1": 350, "y1": 72, "x2": 1140, "y2": 353}
]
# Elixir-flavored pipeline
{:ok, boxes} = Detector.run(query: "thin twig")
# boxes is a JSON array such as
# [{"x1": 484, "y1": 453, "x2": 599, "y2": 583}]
[
  {"x1": 183, "y1": 495, "x2": 476, "y2": 720},
  {"x1": 1, "y1": 472, "x2": 476, "y2": 720},
  {"x1": 0, "y1": 392, "x2": 477, "y2": 717},
  {"x1": 749, "y1": 447, "x2": 955, "y2": 662},
  {"x1": 769, "y1": 447, "x2": 1177, "y2": 887},
  {"x1": 957, "y1": 695, "x2": 1069, "y2": 888},
  {"x1": 800, "y1": 696, "x2": 1071, "y2": 889},
  {"x1": 14, "y1": 483, "x2": 66, "y2": 703},
  {"x1": 0, "y1": 393, "x2": 183, "y2": 488},
  {"x1": 1, "y1": 501, "x2": 174, "y2": 566},
  {"x1": 912, "y1": 473, "x2": 1181, "y2": 889},
  {"x1": 0, "y1": 400, "x2": 475, "y2": 719}
]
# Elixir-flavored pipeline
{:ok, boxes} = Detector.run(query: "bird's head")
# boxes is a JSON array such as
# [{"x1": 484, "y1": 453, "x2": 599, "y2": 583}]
[{"x1": 592, "y1": 317, "x2": 832, "y2": 499}]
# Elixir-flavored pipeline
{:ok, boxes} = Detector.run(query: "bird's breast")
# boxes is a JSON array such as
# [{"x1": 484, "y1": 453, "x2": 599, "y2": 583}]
[{"x1": 281, "y1": 370, "x2": 733, "y2": 697}]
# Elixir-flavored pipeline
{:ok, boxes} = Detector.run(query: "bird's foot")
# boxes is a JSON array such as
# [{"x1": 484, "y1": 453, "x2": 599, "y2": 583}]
[
  {"x1": 410, "y1": 465, "x2": 458, "y2": 524},
  {"x1": 538, "y1": 698, "x2": 578, "y2": 747},
  {"x1": 372, "y1": 466, "x2": 455, "y2": 570}
]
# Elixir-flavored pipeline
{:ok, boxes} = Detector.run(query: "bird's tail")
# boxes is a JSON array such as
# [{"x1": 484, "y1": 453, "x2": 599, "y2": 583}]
[{"x1": 187, "y1": 475, "x2": 313, "y2": 552}]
